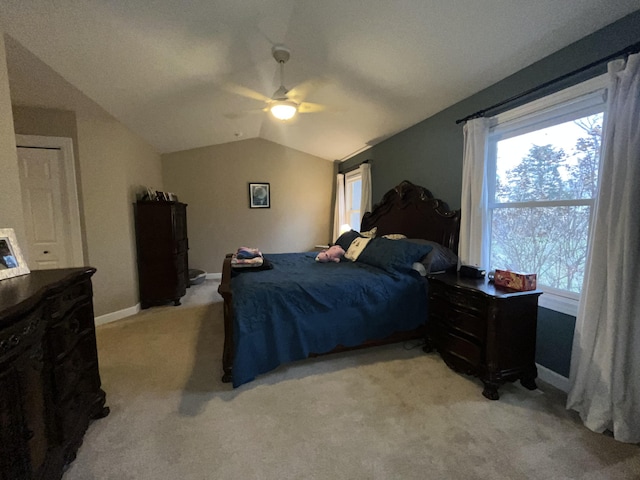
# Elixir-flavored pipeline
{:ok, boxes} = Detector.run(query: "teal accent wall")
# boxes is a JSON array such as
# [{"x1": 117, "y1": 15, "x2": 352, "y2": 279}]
[
  {"x1": 536, "y1": 307, "x2": 576, "y2": 378},
  {"x1": 340, "y1": 10, "x2": 640, "y2": 377}
]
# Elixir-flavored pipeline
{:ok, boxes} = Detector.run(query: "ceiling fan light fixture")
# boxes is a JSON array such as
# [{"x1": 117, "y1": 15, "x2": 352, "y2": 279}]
[{"x1": 270, "y1": 99, "x2": 298, "y2": 120}]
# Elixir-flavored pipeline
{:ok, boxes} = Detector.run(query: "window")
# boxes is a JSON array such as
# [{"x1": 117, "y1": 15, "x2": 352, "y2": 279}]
[
  {"x1": 345, "y1": 170, "x2": 362, "y2": 231},
  {"x1": 486, "y1": 75, "x2": 607, "y2": 315}
]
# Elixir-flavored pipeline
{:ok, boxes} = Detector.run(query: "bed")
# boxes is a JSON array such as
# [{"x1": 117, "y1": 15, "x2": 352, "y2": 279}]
[{"x1": 218, "y1": 180, "x2": 461, "y2": 387}]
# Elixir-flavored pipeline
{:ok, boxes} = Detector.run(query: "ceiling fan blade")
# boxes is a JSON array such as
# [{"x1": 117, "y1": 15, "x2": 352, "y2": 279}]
[
  {"x1": 298, "y1": 102, "x2": 328, "y2": 113},
  {"x1": 298, "y1": 102, "x2": 346, "y2": 114},
  {"x1": 287, "y1": 77, "x2": 328, "y2": 102},
  {"x1": 223, "y1": 82, "x2": 271, "y2": 103}
]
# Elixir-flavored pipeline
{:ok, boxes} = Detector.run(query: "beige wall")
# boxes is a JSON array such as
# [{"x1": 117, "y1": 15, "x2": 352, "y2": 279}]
[
  {"x1": 0, "y1": 32, "x2": 25, "y2": 243},
  {"x1": 4, "y1": 36, "x2": 163, "y2": 317},
  {"x1": 162, "y1": 138, "x2": 334, "y2": 274},
  {"x1": 10, "y1": 106, "x2": 163, "y2": 316},
  {"x1": 75, "y1": 111, "x2": 163, "y2": 316},
  {"x1": 12, "y1": 105, "x2": 78, "y2": 147}
]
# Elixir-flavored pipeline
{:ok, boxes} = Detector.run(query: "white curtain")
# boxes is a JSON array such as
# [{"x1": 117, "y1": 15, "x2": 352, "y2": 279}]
[
  {"x1": 566, "y1": 53, "x2": 640, "y2": 444},
  {"x1": 458, "y1": 117, "x2": 491, "y2": 268},
  {"x1": 359, "y1": 162, "x2": 372, "y2": 219},
  {"x1": 332, "y1": 173, "x2": 346, "y2": 242}
]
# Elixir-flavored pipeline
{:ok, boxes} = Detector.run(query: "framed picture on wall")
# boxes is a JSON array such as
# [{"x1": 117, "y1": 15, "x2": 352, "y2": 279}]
[
  {"x1": 249, "y1": 183, "x2": 270, "y2": 208},
  {"x1": 0, "y1": 228, "x2": 30, "y2": 280}
]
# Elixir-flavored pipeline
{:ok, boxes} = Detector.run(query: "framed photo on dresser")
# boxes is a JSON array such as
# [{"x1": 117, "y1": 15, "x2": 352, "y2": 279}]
[{"x1": 0, "y1": 228, "x2": 30, "y2": 280}]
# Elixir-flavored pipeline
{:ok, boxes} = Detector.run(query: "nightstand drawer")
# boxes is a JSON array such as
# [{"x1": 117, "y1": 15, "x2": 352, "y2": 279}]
[
  {"x1": 436, "y1": 330, "x2": 482, "y2": 374},
  {"x1": 430, "y1": 284, "x2": 486, "y2": 316},
  {"x1": 430, "y1": 301, "x2": 485, "y2": 342}
]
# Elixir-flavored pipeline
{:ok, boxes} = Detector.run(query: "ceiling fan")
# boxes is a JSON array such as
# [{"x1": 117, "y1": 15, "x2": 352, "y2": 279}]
[{"x1": 225, "y1": 44, "x2": 330, "y2": 121}]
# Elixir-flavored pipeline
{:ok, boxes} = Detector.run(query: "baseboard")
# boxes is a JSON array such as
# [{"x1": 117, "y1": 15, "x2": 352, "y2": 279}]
[
  {"x1": 95, "y1": 304, "x2": 141, "y2": 326},
  {"x1": 206, "y1": 272, "x2": 222, "y2": 280},
  {"x1": 536, "y1": 363, "x2": 570, "y2": 392}
]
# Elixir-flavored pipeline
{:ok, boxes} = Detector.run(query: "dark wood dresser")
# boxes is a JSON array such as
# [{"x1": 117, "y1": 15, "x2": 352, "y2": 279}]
[
  {"x1": 426, "y1": 272, "x2": 542, "y2": 400},
  {"x1": 0, "y1": 268, "x2": 108, "y2": 480},
  {"x1": 134, "y1": 201, "x2": 189, "y2": 309}
]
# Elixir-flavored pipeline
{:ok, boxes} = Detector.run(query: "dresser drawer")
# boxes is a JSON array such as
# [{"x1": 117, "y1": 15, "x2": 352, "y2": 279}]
[
  {"x1": 49, "y1": 280, "x2": 92, "y2": 320},
  {"x1": 0, "y1": 306, "x2": 44, "y2": 362},
  {"x1": 436, "y1": 329, "x2": 482, "y2": 374},
  {"x1": 175, "y1": 252, "x2": 187, "y2": 273},
  {"x1": 430, "y1": 300, "x2": 486, "y2": 343},
  {"x1": 52, "y1": 334, "x2": 99, "y2": 403},
  {"x1": 430, "y1": 283, "x2": 486, "y2": 316},
  {"x1": 176, "y1": 238, "x2": 188, "y2": 254},
  {"x1": 57, "y1": 373, "x2": 101, "y2": 442},
  {"x1": 48, "y1": 302, "x2": 94, "y2": 361}
]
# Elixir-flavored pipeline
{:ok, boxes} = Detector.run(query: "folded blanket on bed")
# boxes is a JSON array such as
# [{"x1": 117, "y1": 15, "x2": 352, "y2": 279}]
[
  {"x1": 231, "y1": 247, "x2": 264, "y2": 268},
  {"x1": 236, "y1": 247, "x2": 263, "y2": 259},
  {"x1": 231, "y1": 256, "x2": 264, "y2": 268}
]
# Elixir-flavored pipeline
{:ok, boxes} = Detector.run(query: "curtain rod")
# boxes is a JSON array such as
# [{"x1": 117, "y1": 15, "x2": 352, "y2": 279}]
[
  {"x1": 455, "y1": 41, "x2": 640, "y2": 125},
  {"x1": 341, "y1": 159, "x2": 370, "y2": 174}
]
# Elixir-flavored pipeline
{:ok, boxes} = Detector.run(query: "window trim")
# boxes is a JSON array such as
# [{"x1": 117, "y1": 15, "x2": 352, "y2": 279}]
[{"x1": 485, "y1": 74, "x2": 608, "y2": 317}]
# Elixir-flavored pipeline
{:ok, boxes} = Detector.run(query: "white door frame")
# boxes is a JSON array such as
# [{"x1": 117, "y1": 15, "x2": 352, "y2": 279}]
[{"x1": 15, "y1": 134, "x2": 84, "y2": 267}]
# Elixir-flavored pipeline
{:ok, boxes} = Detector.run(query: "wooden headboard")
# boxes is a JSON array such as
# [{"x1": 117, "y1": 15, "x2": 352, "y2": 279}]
[{"x1": 360, "y1": 180, "x2": 461, "y2": 252}]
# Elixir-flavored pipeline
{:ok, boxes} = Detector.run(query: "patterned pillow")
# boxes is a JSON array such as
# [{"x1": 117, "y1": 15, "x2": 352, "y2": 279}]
[
  {"x1": 382, "y1": 233, "x2": 407, "y2": 240},
  {"x1": 345, "y1": 237, "x2": 373, "y2": 261},
  {"x1": 360, "y1": 226, "x2": 377, "y2": 238}
]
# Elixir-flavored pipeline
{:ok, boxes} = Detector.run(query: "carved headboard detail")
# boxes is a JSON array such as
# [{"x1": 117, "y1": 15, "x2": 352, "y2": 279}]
[{"x1": 360, "y1": 180, "x2": 461, "y2": 252}]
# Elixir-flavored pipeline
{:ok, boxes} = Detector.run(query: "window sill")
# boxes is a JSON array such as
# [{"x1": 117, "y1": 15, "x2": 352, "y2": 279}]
[{"x1": 538, "y1": 291, "x2": 578, "y2": 317}]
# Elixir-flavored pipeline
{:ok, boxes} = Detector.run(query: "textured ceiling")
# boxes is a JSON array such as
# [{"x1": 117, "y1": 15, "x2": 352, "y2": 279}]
[{"x1": 1, "y1": 1, "x2": 638, "y2": 160}]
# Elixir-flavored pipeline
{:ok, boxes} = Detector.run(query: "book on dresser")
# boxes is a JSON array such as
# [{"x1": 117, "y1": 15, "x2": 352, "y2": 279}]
[{"x1": 134, "y1": 200, "x2": 189, "y2": 309}]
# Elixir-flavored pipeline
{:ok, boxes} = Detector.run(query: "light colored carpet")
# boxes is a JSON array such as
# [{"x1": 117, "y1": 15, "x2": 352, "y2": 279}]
[{"x1": 65, "y1": 280, "x2": 640, "y2": 480}]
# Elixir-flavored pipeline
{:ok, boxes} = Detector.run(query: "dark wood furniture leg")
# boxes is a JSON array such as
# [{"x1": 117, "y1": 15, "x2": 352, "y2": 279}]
[
  {"x1": 520, "y1": 378, "x2": 538, "y2": 390},
  {"x1": 482, "y1": 381, "x2": 500, "y2": 400},
  {"x1": 218, "y1": 254, "x2": 235, "y2": 383}
]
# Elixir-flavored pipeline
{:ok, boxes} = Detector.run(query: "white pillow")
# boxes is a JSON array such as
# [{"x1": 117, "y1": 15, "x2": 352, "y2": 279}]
[
  {"x1": 382, "y1": 233, "x2": 407, "y2": 240},
  {"x1": 360, "y1": 227, "x2": 377, "y2": 238},
  {"x1": 412, "y1": 262, "x2": 427, "y2": 276},
  {"x1": 345, "y1": 237, "x2": 372, "y2": 261}
]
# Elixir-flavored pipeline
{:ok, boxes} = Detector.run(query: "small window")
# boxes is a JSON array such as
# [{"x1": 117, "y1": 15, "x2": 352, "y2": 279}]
[{"x1": 345, "y1": 170, "x2": 362, "y2": 231}]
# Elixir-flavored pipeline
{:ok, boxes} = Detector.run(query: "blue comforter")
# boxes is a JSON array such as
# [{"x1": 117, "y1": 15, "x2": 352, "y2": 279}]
[{"x1": 231, "y1": 252, "x2": 428, "y2": 387}]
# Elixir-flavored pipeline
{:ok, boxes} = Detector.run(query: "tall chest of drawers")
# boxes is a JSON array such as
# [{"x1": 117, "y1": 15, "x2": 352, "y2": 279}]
[
  {"x1": 134, "y1": 201, "x2": 189, "y2": 309},
  {"x1": 0, "y1": 268, "x2": 108, "y2": 480},
  {"x1": 426, "y1": 272, "x2": 542, "y2": 400}
]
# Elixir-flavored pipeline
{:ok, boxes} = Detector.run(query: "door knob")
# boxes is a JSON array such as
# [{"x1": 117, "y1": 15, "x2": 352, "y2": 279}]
[{"x1": 43, "y1": 250, "x2": 49, "y2": 254}]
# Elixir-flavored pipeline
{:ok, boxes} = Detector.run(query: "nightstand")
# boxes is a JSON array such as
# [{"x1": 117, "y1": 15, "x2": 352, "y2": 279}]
[{"x1": 426, "y1": 272, "x2": 542, "y2": 400}]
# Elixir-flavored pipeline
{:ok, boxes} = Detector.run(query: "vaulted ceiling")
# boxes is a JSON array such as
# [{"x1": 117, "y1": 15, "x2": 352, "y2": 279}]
[{"x1": 1, "y1": 1, "x2": 638, "y2": 160}]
